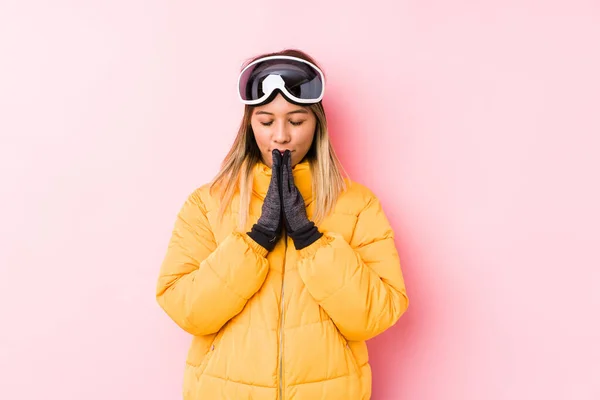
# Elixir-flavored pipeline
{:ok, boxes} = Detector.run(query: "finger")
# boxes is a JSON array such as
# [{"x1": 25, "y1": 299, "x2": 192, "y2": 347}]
[
  {"x1": 284, "y1": 150, "x2": 291, "y2": 165},
  {"x1": 271, "y1": 149, "x2": 281, "y2": 169},
  {"x1": 280, "y1": 150, "x2": 291, "y2": 191},
  {"x1": 285, "y1": 152, "x2": 295, "y2": 190},
  {"x1": 281, "y1": 154, "x2": 289, "y2": 193},
  {"x1": 281, "y1": 150, "x2": 290, "y2": 168},
  {"x1": 270, "y1": 168, "x2": 279, "y2": 193},
  {"x1": 270, "y1": 151, "x2": 282, "y2": 190}
]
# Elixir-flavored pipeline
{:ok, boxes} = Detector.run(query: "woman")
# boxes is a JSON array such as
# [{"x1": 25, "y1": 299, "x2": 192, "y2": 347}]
[{"x1": 156, "y1": 49, "x2": 409, "y2": 400}]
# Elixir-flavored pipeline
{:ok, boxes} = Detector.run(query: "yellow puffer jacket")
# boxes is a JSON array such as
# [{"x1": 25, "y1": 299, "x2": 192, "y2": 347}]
[{"x1": 156, "y1": 160, "x2": 409, "y2": 400}]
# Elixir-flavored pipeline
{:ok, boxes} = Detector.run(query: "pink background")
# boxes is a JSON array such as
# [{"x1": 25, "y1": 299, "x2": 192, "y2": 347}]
[{"x1": 1, "y1": 1, "x2": 599, "y2": 399}]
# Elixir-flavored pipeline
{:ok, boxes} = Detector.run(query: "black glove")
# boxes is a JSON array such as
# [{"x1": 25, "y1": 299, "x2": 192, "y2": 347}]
[
  {"x1": 280, "y1": 150, "x2": 323, "y2": 249},
  {"x1": 247, "y1": 150, "x2": 284, "y2": 252}
]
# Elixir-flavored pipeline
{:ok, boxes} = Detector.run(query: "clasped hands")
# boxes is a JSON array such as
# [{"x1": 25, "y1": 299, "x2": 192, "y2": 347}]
[{"x1": 247, "y1": 150, "x2": 322, "y2": 251}]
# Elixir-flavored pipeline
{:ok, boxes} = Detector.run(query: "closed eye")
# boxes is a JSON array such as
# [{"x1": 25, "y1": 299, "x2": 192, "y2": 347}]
[{"x1": 260, "y1": 120, "x2": 305, "y2": 127}]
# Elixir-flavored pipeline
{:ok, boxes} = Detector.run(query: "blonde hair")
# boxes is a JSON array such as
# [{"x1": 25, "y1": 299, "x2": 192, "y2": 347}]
[{"x1": 210, "y1": 49, "x2": 347, "y2": 229}]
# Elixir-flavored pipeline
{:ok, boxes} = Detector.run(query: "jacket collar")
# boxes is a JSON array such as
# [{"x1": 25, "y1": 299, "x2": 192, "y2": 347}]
[{"x1": 253, "y1": 159, "x2": 313, "y2": 205}]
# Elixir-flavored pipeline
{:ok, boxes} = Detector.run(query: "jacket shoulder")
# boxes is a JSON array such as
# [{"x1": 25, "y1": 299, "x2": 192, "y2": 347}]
[
  {"x1": 184, "y1": 182, "x2": 221, "y2": 214},
  {"x1": 334, "y1": 178, "x2": 380, "y2": 216}
]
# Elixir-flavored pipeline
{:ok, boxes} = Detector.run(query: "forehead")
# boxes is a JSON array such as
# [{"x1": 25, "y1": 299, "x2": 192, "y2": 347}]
[{"x1": 253, "y1": 94, "x2": 309, "y2": 116}]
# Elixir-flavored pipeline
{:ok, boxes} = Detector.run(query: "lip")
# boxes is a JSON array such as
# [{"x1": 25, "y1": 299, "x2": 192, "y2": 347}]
[{"x1": 273, "y1": 149, "x2": 294, "y2": 154}]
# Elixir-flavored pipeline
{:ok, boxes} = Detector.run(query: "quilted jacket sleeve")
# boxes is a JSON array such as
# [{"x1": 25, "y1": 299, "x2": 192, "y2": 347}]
[
  {"x1": 297, "y1": 193, "x2": 409, "y2": 342},
  {"x1": 156, "y1": 189, "x2": 270, "y2": 336}
]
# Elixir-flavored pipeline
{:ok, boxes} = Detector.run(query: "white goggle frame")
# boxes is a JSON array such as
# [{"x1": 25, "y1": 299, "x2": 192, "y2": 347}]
[{"x1": 237, "y1": 55, "x2": 325, "y2": 106}]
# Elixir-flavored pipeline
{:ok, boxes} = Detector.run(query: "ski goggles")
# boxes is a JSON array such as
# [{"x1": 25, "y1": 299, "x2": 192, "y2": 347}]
[{"x1": 237, "y1": 55, "x2": 325, "y2": 106}]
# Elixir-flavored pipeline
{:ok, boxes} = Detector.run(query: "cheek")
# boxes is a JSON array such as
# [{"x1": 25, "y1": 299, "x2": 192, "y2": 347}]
[
  {"x1": 251, "y1": 125, "x2": 269, "y2": 150},
  {"x1": 299, "y1": 123, "x2": 317, "y2": 149}
]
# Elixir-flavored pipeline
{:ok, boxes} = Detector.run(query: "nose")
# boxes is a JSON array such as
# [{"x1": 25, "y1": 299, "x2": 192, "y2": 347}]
[{"x1": 272, "y1": 120, "x2": 291, "y2": 144}]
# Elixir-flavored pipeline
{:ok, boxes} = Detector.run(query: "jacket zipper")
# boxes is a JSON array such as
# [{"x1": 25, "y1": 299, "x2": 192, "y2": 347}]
[{"x1": 278, "y1": 231, "x2": 288, "y2": 400}]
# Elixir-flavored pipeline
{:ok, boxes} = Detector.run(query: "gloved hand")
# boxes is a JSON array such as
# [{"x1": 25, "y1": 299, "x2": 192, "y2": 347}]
[
  {"x1": 247, "y1": 150, "x2": 283, "y2": 252},
  {"x1": 280, "y1": 150, "x2": 323, "y2": 249}
]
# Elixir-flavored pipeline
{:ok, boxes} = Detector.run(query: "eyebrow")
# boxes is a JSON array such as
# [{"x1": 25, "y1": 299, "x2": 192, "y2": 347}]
[{"x1": 254, "y1": 109, "x2": 309, "y2": 116}]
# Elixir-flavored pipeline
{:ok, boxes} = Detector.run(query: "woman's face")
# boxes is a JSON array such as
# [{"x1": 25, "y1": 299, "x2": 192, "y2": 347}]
[{"x1": 251, "y1": 93, "x2": 317, "y2": 168}]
